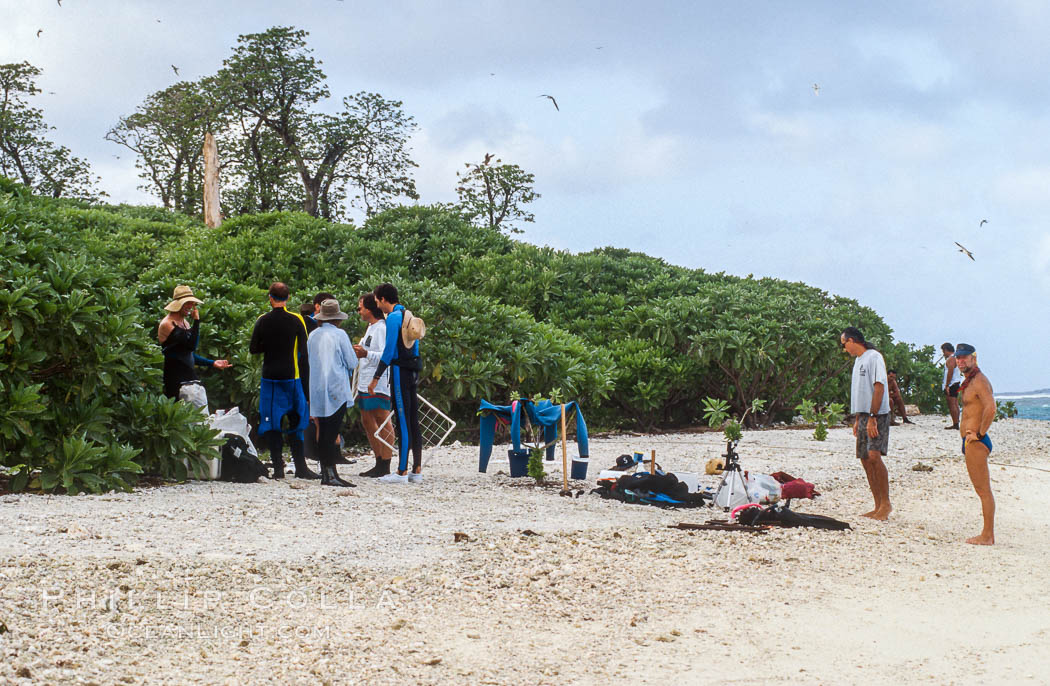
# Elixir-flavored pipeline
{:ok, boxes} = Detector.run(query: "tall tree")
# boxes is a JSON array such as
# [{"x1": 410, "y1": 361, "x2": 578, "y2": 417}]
[
  {"x1": 217, "y1": 26, "x2": 417, "y2": 219},
  {"x1": 455, "y1": 155, "x2": 539, "y2": 234},
  {"x1": 105, "y1": 79, "x2": 221, "y2": 214},
  {"x1": 0, "y1": 62, "x2": 104, "y2": 201},
  {"x1": 221, "y1": 106, "x2": 303, "y2": 215},
  {"x1": 338, "y1": 91, "x2": 419, "y2": 217}
]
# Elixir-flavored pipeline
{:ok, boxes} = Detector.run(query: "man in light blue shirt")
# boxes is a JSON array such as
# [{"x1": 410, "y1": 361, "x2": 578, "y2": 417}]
[{"x1": 307, "y1": 299, "x2": 358, "y2": 487}]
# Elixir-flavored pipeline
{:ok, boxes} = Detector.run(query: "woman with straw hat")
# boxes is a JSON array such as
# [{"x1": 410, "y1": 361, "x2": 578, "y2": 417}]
[{"x1": 157, "y1": 285, "x2": 231, "y2": 401}]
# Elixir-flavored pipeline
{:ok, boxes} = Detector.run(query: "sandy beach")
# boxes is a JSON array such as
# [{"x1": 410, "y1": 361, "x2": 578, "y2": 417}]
[{"x1": 2, "y1": 415, "x2": 1050, "y2": 685}]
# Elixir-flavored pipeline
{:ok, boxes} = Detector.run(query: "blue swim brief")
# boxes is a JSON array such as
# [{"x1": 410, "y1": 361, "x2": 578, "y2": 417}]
[{"x1": 962, "y1": 433, "x2": 992, "y2": 456}]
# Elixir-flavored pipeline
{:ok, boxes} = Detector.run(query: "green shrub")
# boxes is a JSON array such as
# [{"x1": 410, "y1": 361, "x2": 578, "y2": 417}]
[
  {"x1": 995, "y1": 400, "x2": 1018, "y2": 421},
  {"x1": 795, "y1": 399, "x2": 846, "y2": 441},
  {"x1": 0, "y1": 183, "x2": 219, "y2": 493},
  {"x1": 1, "y1": 176, "x2": 943, "y2": 492}
]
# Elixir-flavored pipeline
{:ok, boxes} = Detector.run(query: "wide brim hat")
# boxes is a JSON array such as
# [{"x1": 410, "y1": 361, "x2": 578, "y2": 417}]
[
  {"x1": 316, "y1": 298, "x2": 349, "y2": 322},
  {"x1": 400, "y1": 309, "x2": 426, "y2": 348},
  {"x1": 164, "y1": 285, "x2": 203, "y2": 312}
]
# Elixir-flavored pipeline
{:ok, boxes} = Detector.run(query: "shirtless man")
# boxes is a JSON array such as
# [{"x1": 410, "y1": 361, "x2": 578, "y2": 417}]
[
  {"x1": 887, "y1": 370, "x2": 913, "y2": 426},
  {"x1": 954, "y1": 343, "x2": 996, "y2": 545}
]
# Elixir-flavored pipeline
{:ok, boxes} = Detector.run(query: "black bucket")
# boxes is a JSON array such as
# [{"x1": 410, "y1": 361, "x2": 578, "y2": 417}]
[{"x1": 508, "y1": 449, "x2": 531, "y2": 478}]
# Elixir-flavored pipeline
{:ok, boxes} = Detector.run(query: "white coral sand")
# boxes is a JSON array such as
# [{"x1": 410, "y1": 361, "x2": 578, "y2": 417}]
[{"x1": 2, "y1": 415, "x2": 1049, "y2": 685}]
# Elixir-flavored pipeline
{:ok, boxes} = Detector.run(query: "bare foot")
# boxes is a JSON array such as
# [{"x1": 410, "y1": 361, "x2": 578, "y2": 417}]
[
  {"x1": 966, "y1": 534, "x2": 994, "y2": 546},
  {"x1": 862, "y1": 506, "x2": 892, "y2": 521}
]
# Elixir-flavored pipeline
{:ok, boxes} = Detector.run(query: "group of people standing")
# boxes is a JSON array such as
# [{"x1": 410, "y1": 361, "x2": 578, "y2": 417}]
[
  {"x1": 158, "y1": 282, "x2": 423, "y2": 488},
  {"x1": 841, "y1": 327, "x2": 996, "y2": 545}
]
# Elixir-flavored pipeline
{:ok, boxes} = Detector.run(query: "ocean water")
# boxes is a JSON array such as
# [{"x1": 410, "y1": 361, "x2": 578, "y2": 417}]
[{"x1": 995, "y1": 394, "x2": 1050, "y2": 421}]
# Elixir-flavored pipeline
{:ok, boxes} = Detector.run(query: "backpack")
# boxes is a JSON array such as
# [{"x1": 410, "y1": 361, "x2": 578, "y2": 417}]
[
  {"x1": 400, "y1": 309, "x2": 426, "y2": 348},
  {"x1": 218, "y1": 434, "x2": 269, "y2": 483}
]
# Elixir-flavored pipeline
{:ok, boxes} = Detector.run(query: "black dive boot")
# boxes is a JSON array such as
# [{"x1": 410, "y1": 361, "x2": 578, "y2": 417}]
[
  {"x1": 271, "y1": 456, "x2": 285, "y2": 479},
  {"x1": 293, "y1": 455, "x2": 321, "y2": 480},
  {"x1": 321, "y1": 464, "x2": 355, "y2": 488},
  {"x1": 359, "y1": 457, "x2": 382, "y2": 477},
  {"x1": 360, "y1": 458, "x2": 391, "y2": 478}
]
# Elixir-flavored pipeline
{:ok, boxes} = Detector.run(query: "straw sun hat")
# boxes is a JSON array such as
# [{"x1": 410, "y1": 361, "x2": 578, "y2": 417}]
[{"x1": 164, "y1": 285, "x2": 203, "y2": 312}]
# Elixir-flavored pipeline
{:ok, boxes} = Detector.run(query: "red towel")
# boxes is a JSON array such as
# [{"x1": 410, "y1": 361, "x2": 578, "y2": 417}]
[{"x1": 780, "y1": 478, "x2": 819, "y2": 499}]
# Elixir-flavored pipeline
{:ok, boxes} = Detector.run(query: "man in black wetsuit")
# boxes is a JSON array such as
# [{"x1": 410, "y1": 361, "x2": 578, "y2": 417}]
[{"x1": 249, "y1": 282, "x2": 319, "y2": 480}]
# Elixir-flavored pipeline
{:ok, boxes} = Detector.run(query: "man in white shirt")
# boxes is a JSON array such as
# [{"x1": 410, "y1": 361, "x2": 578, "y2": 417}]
[
  {"x1": 941, "y1": 342, "x2": 963, "y2": 430},
  {"x1": 841, "y1": 326, "x2": 892, "y2": 521}
]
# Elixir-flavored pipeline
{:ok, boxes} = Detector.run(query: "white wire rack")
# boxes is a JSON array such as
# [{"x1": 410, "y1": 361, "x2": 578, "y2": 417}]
[{"x1": 374, "y1": 394, "x2": 456, "y2": 465}]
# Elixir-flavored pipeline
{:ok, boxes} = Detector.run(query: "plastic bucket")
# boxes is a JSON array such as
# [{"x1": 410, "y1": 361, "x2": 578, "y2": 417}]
[
  {"x1": 508, "y1": 449, "x2": 531, "y2": 478},
  {"x1": 570, "y1": 457, "x2": 589, "y2": 480}
]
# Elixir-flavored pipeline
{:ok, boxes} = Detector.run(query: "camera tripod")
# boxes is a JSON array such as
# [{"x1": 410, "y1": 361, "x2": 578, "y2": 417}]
[{"x1": 713, "y1": 440, "x2": 753, "y2": 509}]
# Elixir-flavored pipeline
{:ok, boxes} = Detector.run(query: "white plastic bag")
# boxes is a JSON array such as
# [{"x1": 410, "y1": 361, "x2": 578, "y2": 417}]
[
  {"x1": 747, "y1": 473, "x2": 782, "y2": 504},
  {"x1": 178, "y1": 381, "x2": 209, "y2": 414},
  {"x1": 714, "y1": 471, "x2": 781, "y2": 508},
  {"x1": 208, "y1": 407, "x2": 259, "y2": 459}
]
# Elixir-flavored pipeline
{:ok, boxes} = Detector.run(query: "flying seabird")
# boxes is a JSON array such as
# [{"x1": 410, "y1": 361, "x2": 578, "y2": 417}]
[
  {"x1": 954, "y1": 242, "x2": 975, "y2": 261},
  {"x1": 979, "y1": 219, "x2": 988, "y2": 227},
  {"x1": 539, "y1": 94, "x2": 559, "y2": 111},
  {"x1": 171, "y1": 65, "x2": 180, "y2": 76},
  {"x1": 812, "y1": 83, "x2": 820, "y2": 95},
  {"x1": 37, "y1": 29, "x2": 43, "y2": 37},
  {"x1": 483, "y1": 153, "x2": 494, "y2": 165}
]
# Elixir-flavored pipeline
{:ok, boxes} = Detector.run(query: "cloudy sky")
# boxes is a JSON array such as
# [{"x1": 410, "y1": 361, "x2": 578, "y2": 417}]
[{"x1": 4, "y1": 1, "x2": 1048, "y2": 391}]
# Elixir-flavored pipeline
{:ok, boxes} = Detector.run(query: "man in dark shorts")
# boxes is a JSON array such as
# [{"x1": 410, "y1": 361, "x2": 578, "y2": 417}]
[
  {"x1": 841, "y1": 327, "x2": 892, "y2": 520},
  {"x1": 954, "y1": 343, "x2": 996, "y2": 545},
  {"x1": 941, "y1": 342, "x2": 963, "y2": 430}
]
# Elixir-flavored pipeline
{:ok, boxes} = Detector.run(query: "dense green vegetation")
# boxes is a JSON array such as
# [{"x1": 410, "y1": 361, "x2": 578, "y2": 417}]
[{"x1": 0, "y1": 177, "x2": 942, "y2": 493}]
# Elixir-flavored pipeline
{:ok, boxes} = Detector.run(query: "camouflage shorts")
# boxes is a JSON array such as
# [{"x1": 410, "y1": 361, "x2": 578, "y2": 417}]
[{"x1": 855, "y1": 413, "x2": 890, "y2": 459}]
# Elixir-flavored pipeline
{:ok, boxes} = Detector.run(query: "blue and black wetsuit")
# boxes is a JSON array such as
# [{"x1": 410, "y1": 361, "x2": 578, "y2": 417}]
[
  {"x1": 160, "y1": 319, "x2": 214, "y2": 400},
  {"x1": 250, "y1": 307, "x2": 310, "y2": 471},
  {"x1": 372, "y1": 304, "x2": 422, "y2": 473}
]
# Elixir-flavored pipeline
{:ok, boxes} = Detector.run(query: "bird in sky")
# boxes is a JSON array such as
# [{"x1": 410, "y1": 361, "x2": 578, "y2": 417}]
[
  {"x1": 57, "y1": 0, "x2": 62, "y2": 6},
  {"x1": 37, "y1": 29, "x2": 43, "y2": 37},
  {"x1": 979, "y1": 219, "x2": 988, "y2": 227},
  {"x1": 812, "y1": 83, "x2": 820, "y2": 95},
  {"x1": 539, "y1": 94, "x2": 559, "y2": 111},
  {"x1": 483, "y1": 153, "x2": 494, "y2": 165},
  {"x1": 171, "y1": 65, "x2": 180, "y2": 76},
  {"x1": 955, "y1": 242, "x2": 975, "y2": 261}
]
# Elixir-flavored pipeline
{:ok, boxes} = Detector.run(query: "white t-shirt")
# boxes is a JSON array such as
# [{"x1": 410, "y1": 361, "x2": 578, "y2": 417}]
[
  {"x1": 357, "y1": 320, "x2": 390, "y2": 396},
  {"x1": 851, "y1": 348, "x2": 890, "y2": 415},
  {"x1": 943, "y1": 356, "x2": 963, "y2": 387}
]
